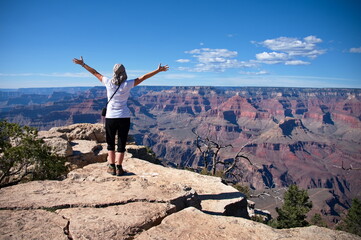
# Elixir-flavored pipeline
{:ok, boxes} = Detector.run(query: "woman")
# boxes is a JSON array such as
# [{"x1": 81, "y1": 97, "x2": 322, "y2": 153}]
[{"x1": 73, "y1": 56, "x2": 169, "y2": 176}]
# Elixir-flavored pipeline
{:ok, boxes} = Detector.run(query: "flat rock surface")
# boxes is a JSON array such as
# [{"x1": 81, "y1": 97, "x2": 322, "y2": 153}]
[
  {"x1": 122, "y1": 156, "x2": 246, "y2": 215},
  {"x1": 0, "y1": 154, "x2": 244, "y2": 214},
  {"x1": 136, "y1": 207, "x2": 361, "y2": 240},
  {"x1": 57, "y1": 202, "x2": 173, "y2": 240},
  {"x1": 0, "y1": 159, "x2": 197, "y2": 210},
  {"x1": 0, "y1": 209, "x2": 69, "y2": 240},
  {"x1": 1, "y1": 152, "x2": 358, "y2": 240},
  {"x1": 0, "y1": 155, "x2": 201, "y2": 240}
]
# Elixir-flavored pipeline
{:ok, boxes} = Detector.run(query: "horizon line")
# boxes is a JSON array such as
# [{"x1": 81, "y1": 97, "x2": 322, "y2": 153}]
[{"x1": 1, "y1": 85, "x2": 361, "y2": 90}]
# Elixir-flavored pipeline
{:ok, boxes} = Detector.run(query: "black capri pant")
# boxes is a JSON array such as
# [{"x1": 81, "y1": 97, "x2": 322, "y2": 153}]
[{"x1": 105, "y1": 118, "x2": 131, "y2": 153}]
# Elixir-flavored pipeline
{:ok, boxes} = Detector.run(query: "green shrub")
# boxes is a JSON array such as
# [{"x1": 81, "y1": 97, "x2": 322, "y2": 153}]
[
  {"x1": 251, "y1": 215, "x2": 267, "y2": 223},
  {"x1": 0, "y1": 120, "x2": 67, "y2": 187},
  {"x1": 310, "y1": 213, "x2": 328, "y2": 228},
  {"x1": 337, "y1": 198, "x2": 361, "y2": 236},
  {"x1": 271, "y1": 184, "x2": 312, "y2": 229}
]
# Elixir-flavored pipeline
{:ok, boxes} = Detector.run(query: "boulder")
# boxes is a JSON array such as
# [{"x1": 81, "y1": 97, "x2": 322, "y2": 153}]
[
  {"x1": 122, "y1": 155, "x2": 248, "y2": 217},
  {"x1": 66, "y1": 140, "x2": 107, "y2": 169},
  {"x1": 43, "y1": 137, "x2": 73, "y2": 157},
  {"x1": 48, "y1": 123, "x2": 106, "y2": 142},
  {"x1": 38, "y1": 129, "x2": 68, "y2": 140}
]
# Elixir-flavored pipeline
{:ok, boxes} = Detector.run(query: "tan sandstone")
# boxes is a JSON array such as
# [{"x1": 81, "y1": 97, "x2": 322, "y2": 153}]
[
  {"x1": 0, "y1": 209, "x2": 69, "y2": 240},
  {"x1": 136, "y1": 207, "x2": 360, "y2": 240}
]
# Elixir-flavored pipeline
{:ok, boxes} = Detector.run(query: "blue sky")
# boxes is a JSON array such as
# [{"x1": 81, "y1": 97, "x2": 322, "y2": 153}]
[{"x1": 0, "y1": 0, "x2": 360, "y2": 88}]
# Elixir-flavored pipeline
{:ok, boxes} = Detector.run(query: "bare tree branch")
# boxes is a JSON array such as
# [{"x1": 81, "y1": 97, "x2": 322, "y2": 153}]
[
  {"x1": 250, "y1": 192, "x2": 271, "y2": 198},
  {"x1": 193, "y1": 130, "x2": 257, "y2": 179},
  {"x1": 333, "y1": 161, "x2": 361, "y2": 171}
]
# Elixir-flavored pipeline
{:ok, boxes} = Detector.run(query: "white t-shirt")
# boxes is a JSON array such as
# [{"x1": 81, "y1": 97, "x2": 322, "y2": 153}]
[{"x1": 102, "y1": 76, "x2": 135, "y2": 118}]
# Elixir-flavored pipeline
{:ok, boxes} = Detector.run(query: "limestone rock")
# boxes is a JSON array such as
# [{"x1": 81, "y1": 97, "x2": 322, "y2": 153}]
[
  {"x1": 0, "y1": 209, "x2": 70, "y2": 240},
  {"x1": 39, "y1": 124, "x2": 145, "y2": 169},
  {"x1": 135, "y1": 207, "x2": 361, "y2": 240},
  {"x1": 39, "y1": 123, "x2": 156, "y2": 170},
  {"x1": 57, "y1": 202, "x2": 173, "y2": 240},
  {"x1": 49, "y1": 123, "x2": 106, "y2": 142},
  {"x1": 38, "y1": 129, "x2": 68, "y2": 140},
  {"x1": 0, "y1": 162, "x2": 199, "y2": 210},
  {"x1": 247, "y1": 199, "x2": 272, "y2": 221},
  {"x1": 126, "y1": 145, "x2": 159, "y2": 163},
  {"x1": 43, "y1": 137, "x2": 73, "y2": 157},
  {"x1": 121, "y1": 156, "x2": 248, "y2": 217},
  {"x1": 66, "y1": 140, "x2": 107, "y2": 168}
]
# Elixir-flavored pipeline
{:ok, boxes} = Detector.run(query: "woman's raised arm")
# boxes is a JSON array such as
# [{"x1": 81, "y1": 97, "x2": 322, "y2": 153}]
[{"x1": 73, "y1": 56, "x2": 103, "y2": 82}]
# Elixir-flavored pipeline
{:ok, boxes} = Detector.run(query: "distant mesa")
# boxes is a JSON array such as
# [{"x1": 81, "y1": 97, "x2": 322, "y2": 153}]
[{"x1": 279, "y1": 117, "x2": 306, "y2": 137}]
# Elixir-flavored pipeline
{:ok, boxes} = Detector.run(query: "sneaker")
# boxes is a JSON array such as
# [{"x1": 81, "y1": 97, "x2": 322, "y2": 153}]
[
  {"x1": 116, "y1": 165, "x2": 125, "y2": 176},
  {"x1": 107, "y1": 164, "x2": 116, "y2": 175}
]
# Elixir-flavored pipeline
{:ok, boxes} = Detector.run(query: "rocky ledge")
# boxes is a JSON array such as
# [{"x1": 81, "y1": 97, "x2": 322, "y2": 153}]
[{"x1": 0, "y1": 123, "x2": 359, "y2": 240}]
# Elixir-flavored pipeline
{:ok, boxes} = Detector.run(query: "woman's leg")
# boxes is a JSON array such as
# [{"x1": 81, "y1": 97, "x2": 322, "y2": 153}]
[
  {"x1": 115, "y1": 152, "x2": 125, "y2": 165},
  {"x1": 105, "y1": 118, "x2": 117, "y2": 175},
  {"x1": 115, "y1": 118, "x2": 130, "y2": 175},
  {"x1": 105, "y1": 118, "x2": 117, "y2": 162},
  {"x1": 108, "y1": 151, "x2": 116, "y2": 164},
  {"x1": 116, "y1": 118, "x2": 131, "y2": 158}
]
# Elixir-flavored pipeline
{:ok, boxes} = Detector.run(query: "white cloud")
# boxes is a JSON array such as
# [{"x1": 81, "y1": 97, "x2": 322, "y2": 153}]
[
  {"x1": 254, "y1": 35, "x2": 325, "y2": 65},
  {"x1": 260, "y1": 35, "x2": 325, "y2": 58},
  {"x1": 349, "y1": 47, "x2": 361, "y2": 53},
  {"x1": 303, "y1": 35, "x2": 323, "y2": 43},
  {"x1": 177, "y1": 35, "x2": 324, "y2": 73},
  {"x1": 181, "y1": 48, "x2": 256, "y2": 72},
  {"x1": 206, "y1": 75, "x2": 358, "y2": 88},
  {"x1": 186, "y1": 48, "x2": 238, "y2": 59},
  {"x1": 0, "y1": 72, "x2": 91, "y2": 78},
  {"x1": 285, "y1": 60, "x2": 310, "y2": 65},
  {"x1": 176, "y1": 59, "x2": 191, "y2": 63},
  {"x1": 240, "y1": 70, "x2": 269, "y2": 75},
  {"x1": 255, "y1": 52, "x2": 289, "y2": 64}
]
